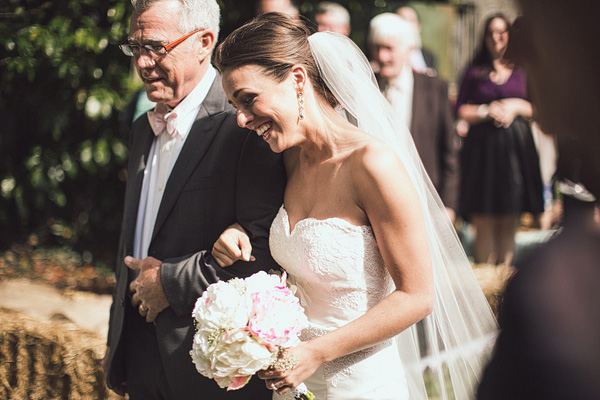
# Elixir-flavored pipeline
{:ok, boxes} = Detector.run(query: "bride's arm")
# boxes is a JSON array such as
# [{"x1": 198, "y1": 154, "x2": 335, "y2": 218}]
[
  {"x1": 261, "y1": 141, "x2": 434, "y2": 394},
  {"x1": 322, "y1": 141, "x2": 435, "y2": 349}
]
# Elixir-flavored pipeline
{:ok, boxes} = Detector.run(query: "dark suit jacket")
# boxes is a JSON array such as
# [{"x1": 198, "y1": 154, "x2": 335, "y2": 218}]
[
  {"x1": 106, "y1": 73, "x2": 286, "y2": 398},
  {"x1": 410, "y1": 72, "x2": 460, "y2": 210},
  {"x1": 477, "y1": 198, "x2": 600, "y2": 399},
  {"x1": 421, "y1": 47, "x2": 437, "y2": 71}
]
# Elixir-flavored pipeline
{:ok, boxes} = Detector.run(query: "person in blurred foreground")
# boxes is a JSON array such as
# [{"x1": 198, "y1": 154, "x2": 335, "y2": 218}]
[{"x1": 477, "y1": 2, "x2": 600, "y2": 399}]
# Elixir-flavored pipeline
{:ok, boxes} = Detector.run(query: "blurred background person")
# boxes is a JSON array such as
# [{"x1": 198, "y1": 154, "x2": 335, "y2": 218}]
[
  {"x1": 314, "y1": 1, "x2": 351, "y2": 36},
  {"x1": 256, "y1": 0, "x2": 299, "y2": 18},
  {"x1": 477, "y1": 3, "x2": 600, "y2": 398},
  {"x1": 369, "y1": 13, "x2": 460, "y2": 221},
  {"x1": 396, "y1": 5, "x2": 437, "y2": 76},
  {"x1": 455, "y1": 13, "x2": 543, "y2": 265},
  {"x1": 530, "y1": 121, "x2": 559, "y2": 230}
]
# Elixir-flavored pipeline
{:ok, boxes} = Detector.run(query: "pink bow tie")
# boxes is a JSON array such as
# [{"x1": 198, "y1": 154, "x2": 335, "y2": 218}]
[{"x1": 148, "y1": 103, "x2": 178, "y2": 137}]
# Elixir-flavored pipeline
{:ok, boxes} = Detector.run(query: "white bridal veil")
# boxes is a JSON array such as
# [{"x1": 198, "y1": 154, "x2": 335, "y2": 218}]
[{"x1": 308, "y1": 32, "x2": 498, "y2": 399}]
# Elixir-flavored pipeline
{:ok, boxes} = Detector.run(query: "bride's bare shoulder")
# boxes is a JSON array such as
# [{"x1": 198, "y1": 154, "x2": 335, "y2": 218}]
[{"x1": 350, "y1": 136, "x2": 403, "y2": 173}]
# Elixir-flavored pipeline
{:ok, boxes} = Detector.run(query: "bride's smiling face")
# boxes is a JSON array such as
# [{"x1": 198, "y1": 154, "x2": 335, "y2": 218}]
[{"x1": 222, "y1": 64, "x2": 302, "y2": 153}]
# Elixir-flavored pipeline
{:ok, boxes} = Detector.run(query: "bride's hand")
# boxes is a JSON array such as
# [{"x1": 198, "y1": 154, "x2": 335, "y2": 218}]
[
  {"x1": 258, "y1": 343, "x2": 321, "y2": 396},
  {"x1": 211, "y1": 222, "x2": 254, "y2": 267}
]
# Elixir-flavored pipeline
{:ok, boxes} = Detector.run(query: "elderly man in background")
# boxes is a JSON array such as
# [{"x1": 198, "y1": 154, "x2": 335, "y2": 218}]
[
  {"x1": 314, "y1": 1, "x2": 351, "y2": 36},
  {"x1": 369, "y1": 12, "x2": 459, "y2": 220},
  {"x1": 102, "y1": 0, "x2": 285, "y2": 398},
  {"x1": 256, "y1": 0, "x2": 300, "y2": 18}
]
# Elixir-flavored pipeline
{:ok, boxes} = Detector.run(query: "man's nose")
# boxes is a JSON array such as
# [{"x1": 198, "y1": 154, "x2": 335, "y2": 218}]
[
  {"x1": 377, "y1": 49, "x2": 390, "y2": 62},
  {"x1": 135, "y1": 51, "x2": 156, "y2": 70}
]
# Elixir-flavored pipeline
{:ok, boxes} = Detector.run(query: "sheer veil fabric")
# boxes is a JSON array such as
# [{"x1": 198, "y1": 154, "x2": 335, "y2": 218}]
[{"x1": 307, "y1": 32, "x2": 498, "y2": 399}]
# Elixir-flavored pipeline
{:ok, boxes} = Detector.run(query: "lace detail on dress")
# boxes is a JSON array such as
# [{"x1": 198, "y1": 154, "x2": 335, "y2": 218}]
[
  {"x1": 300, "y1": 326, "x2": 393, "y2": 386},
  {"x1": 269, "y1": 206, "x2": 398, "y2": 396},
  {"x1": 270, "y1": 207, "x2": 394, "y2": 312}
]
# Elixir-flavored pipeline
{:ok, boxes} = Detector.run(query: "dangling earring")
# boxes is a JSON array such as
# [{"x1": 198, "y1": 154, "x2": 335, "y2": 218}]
[{"x1": 298, "y1": 92, "x2": 304, "y2": 121}]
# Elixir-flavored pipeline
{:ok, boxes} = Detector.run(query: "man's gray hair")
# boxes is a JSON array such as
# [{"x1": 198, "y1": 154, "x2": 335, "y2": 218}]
[
  {"x1": 131, "y1": 0, "x2": 221, "y2": 42},
  {"x1": 368, "y1": 12, "x2": 421, "y2": 50},
  {"x1": 316, "y1": 2, "x2": 350, "y2": 26}
]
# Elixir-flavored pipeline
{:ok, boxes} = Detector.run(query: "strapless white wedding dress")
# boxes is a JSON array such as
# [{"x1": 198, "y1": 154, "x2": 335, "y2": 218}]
[{"x1": 270, "y1": 206, "x2": 409, "y2": 400}]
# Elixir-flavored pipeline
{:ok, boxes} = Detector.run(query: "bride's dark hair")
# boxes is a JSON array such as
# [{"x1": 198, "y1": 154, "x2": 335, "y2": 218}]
[{"x1": 214, "y1": 12, "x2": 339, "y2": 107}]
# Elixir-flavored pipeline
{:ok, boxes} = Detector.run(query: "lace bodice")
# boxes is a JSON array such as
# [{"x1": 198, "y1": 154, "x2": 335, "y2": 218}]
[
  {"x1": 270, "y1": 206, "x2": 394, "y2": 330},
  {"x1": 269, "y1": 206, "x2": 398, "y2": 393}
]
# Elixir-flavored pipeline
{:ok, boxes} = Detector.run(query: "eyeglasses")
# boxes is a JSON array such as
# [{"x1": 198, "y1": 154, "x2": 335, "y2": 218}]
[{"x1": 119, "y1": 29, "x2": 202, "y2": 58}]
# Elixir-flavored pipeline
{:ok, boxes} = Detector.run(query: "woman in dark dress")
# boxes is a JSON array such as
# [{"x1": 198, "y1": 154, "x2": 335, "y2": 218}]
[{"x1": 456, "y1": 13, "x2": 543, "y2": 265}]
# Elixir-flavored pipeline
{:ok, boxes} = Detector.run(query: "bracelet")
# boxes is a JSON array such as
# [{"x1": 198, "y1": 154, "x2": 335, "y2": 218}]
[{"x1": 477, "y1": 104, "x2": 489, "y2": 119}]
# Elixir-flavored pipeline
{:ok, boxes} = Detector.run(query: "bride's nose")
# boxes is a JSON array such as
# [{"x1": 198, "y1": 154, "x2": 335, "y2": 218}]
[{"x1": 236, "y1": 108, "x2": 254, "y2": 128}]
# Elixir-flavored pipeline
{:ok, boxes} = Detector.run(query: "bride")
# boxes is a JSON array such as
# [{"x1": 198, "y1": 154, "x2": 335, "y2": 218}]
[{"x1": 211, "y1": 13, "x2": 497, "y2": 400}]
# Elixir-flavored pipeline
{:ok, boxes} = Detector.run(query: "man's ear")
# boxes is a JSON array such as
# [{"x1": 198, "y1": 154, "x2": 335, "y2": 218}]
[
  {"x1": 197, "y1": 30, "x2": 215, "y2": 59},
  {"x1": 290, "y1": 65, "x2": 308, "y2": 92}
]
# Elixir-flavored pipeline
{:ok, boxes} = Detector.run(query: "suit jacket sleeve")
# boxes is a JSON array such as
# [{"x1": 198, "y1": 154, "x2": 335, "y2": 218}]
[
  {"x1": 159, "y1": 130, "x2": 286, "y2": 317},
  {"x1": 437, "y1": 79, "x2": 460, "y2": 210}
]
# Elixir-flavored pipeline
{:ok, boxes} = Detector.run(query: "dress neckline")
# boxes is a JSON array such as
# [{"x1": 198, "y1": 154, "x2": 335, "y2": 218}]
[
  {"x1": 488, "y1": 67, "x2": 514, "y2": 86},
  {"x1": 279, "y1": 205, "x2": 371, "y2": 236}
]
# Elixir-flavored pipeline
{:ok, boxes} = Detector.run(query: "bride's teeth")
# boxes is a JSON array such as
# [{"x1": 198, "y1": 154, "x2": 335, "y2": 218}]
[{"x1": 256, "y1": 124, "x2": 271, "y2": 137}]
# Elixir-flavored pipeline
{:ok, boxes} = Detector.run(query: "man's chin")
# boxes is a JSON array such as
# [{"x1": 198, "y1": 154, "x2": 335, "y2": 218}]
[
  {"x1": 145, "y1": 89, "x2": 169, "y2": 104},
  {"x1": 378, "y1": 69, "x2": 397, "y2": 82}
]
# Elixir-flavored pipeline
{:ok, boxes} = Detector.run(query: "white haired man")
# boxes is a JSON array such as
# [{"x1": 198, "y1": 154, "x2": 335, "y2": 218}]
[
  {"x1": 315, "y1": 1, "x2": 351, "y2": 36},
  {"x1": 103, "y1": 0, "x2": 285, "y2": 398},
  {"x1": 369, "y1": 12, "x2": 459, "y2": 220}
]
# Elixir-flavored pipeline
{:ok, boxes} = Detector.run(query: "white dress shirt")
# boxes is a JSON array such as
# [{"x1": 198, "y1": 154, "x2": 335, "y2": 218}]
[
  {"x1": 133, "y1": 66, "x2": 216, "y2": 259},
  {"x1": 410, "y1": 49, "x2": 428, "y2": 74},
  {"x1": 382, "y1": 66, "x2": 414, "y2": 129}
]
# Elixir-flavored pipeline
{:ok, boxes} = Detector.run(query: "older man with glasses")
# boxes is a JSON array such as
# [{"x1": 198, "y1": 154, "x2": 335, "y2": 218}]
[{"x1": 103, "y1": 0, "x2": 285, "y2": 398}]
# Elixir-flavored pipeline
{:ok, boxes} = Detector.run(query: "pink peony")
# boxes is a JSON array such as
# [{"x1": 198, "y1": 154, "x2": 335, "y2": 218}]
[{"x1": 190, "y1": 271, "x2": 309, "y2": 392}]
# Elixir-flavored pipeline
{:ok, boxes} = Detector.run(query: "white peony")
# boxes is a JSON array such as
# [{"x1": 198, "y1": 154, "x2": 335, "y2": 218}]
[{"x1": 190, "y1": 271, "x2": 310, "y2": 394}]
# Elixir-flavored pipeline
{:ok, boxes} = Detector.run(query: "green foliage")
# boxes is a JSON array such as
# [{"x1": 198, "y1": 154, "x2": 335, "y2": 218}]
[{"x1": 0, "y1": 0, "x2": 137, "y2": 265}]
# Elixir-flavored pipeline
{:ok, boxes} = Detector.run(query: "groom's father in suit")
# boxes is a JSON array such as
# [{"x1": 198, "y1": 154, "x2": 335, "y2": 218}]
[
  {"x1": 369, "y1": 13, "x2": 459, "y2": 220},
  {"x1": 103, "y1": 0, "x2": 285, "y2": 398}
]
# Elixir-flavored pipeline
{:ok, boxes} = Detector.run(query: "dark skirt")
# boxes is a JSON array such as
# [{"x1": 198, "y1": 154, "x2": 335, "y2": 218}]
[{"x1": 459, "y1": 117, "x2": 544, "y2": 220}]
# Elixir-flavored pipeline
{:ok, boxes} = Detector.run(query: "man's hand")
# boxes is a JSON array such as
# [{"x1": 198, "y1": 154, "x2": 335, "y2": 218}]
[
  {"x1": 126, "y1": 256, "x2": 169, "y2": 322},
  {"x1": 212, "y1": 222, "x2": 254, "y2": 267},
  {"x1": 102, "y1": 346, "x2": 127, "y2": 396}
]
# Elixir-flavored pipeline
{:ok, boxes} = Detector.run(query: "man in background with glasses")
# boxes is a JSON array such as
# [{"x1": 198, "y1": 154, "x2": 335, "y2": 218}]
[{"x1": 103, "y1": 0, "x2": 284, "y2": 398}]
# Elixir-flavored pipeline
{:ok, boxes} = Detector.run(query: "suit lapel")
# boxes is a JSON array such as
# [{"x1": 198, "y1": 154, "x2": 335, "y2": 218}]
[
  {"x1": 411, "y1": 71, "x2": 425, "y2": 133},
  {"x1": 151, "y1": 74, "x2": 230, "y2": 241},
  {"x1": 124, "y1": 124, "x2": 155, "y2": 253}
]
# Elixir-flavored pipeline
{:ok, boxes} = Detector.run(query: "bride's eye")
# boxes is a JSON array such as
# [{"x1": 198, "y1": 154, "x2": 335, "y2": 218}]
[{"x1": 243, "y1": 95, "x2": 256, "y2": 106}]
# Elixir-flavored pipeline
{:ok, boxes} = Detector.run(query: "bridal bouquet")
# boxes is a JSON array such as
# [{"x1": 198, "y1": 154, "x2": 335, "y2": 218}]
[{"x1": 190, "y1": 271, "x2": 314, "y2": 399}]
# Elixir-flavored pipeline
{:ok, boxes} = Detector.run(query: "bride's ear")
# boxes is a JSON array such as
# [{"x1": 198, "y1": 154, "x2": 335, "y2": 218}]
[{"x1": 290, "y1": 65, "x2": 308, "y2": 91}]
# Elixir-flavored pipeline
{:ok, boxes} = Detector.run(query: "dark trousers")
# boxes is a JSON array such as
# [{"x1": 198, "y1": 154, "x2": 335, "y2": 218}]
[
  {"x1": 122, "y1": 301, "x2": 272, "y2": 399},
  {"x1": 124, "y1": 305, "x2": 171, "y2": 400}
]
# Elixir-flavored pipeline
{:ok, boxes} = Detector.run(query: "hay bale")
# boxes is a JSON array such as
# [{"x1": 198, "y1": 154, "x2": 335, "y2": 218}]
[
  {"x1": 0, "y1": 264, "x2": 514, "y2": 399},
  {"x1": 0, "y1": 308, "x2": 122, "y2": 400},
  {"x1": 473, "y1": 264, "x2": 515, "y2": 317}
]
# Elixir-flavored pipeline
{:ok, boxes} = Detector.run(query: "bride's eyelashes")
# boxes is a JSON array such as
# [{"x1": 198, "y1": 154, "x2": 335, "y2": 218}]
[
  {"x1": 227, "y1": 94, "x2": 256, "y2": 109},
  {"x1": 242, "y1": 94, "x2": 257, "y2": 106}
]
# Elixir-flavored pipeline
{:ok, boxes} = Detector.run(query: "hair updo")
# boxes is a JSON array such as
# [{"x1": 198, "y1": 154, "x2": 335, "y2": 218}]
[{"x1": 214, "y1": 12, "x2": 339, "y2": 108}]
